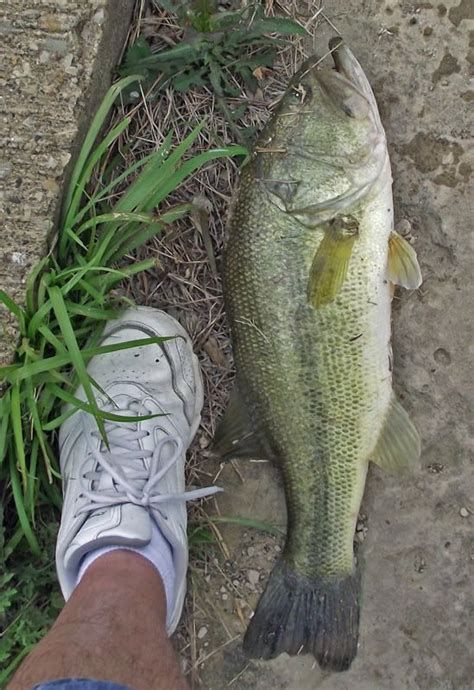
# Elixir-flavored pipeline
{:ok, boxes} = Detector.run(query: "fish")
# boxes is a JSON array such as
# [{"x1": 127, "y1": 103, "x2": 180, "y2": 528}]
[{"x1": 214, "y1": 38, "x2": 422, "y2": 671}]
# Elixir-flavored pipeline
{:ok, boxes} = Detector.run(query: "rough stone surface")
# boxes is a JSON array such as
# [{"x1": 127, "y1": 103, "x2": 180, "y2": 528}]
[
  {"x1": 0, "y1": 0, "x2": 135, "y2": 365},
  {"x1": 194, "y1": 1, "x2": 474, "y2": 688}
]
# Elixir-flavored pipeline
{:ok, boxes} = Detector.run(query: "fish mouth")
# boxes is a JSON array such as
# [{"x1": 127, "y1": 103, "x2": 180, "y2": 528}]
[{"x1": 328, "y1": 37, "x2": 379, "y2": 120}]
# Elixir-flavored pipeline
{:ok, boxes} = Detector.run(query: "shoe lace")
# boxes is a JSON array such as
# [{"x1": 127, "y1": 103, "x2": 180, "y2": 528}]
[{"x1": 75, "y1": 400, "x2": 221, "y2": 518}]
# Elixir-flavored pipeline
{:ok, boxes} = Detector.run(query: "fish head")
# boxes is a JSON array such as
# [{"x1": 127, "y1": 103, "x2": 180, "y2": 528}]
[{"x1": 257, "y1": 39, "x2": 390, "y2": 225}]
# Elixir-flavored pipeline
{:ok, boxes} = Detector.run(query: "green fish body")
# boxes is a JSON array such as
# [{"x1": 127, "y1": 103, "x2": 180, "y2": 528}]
[{"x1": 216, "y1": 39, "x2": 421, "y2": 670}]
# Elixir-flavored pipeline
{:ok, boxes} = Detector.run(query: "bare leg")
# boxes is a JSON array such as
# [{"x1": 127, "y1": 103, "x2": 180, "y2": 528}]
[{"x1": 8, "y1": 551, "x2": 189, "y2": 690}]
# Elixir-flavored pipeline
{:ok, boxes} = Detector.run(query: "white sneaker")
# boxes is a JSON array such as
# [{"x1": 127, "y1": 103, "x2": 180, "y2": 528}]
[{"x1": 56, "y1": 307, "x2": 219, "y2": 633}]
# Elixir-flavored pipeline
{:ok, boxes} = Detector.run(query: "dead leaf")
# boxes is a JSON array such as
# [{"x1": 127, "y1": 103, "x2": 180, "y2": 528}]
[{"x1": 203, "y1": 336, "x2": 228, "y2": 368}]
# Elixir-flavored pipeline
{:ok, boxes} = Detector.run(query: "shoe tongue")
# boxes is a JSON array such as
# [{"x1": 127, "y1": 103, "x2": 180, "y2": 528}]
[{"x1": 64, "y1": 503, "x2": 152, "y2": 573}]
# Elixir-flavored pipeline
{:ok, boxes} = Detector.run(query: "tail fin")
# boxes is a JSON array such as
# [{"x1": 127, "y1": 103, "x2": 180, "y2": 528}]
[{"x1": 243, "y1": 560, "x2": 359, "y2": 671}]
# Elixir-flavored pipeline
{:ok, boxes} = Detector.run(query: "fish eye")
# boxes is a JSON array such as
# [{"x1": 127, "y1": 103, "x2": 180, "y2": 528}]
[{"x1": 289, "y1": 83, "x2": 313, "y2": 104}]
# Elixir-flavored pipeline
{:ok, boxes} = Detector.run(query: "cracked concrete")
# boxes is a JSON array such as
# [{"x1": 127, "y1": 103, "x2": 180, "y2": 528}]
[
  {"x1": 193, "y1": 1, "x2": 473, "y2": 688},
  {"x1": 0, "y1": 0, "x2": 135, "y2": 365}
]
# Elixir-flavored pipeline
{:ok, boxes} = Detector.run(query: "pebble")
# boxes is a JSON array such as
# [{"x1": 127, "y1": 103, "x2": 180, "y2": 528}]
[
  {"x1": 247, "y1": 569, "x2": 260, "y2": 586},
  {"x1": 222, "y1": 593, "x2": 228, "y2": 601},
  {"x1": 197, "y1": 626, "x2": 208, "y2": 639},
  {"x1": 247, "y1": 546, "x2": 256, "y2": 557},
  {"x1": 398, "y1": 218, "x2": 412, "y2": 235},
  {"x1": 0, "y1": 161, "x2": 12, "y2": 179},
  {"x1": 44, "y1": 38, "x2": 69, "y2": 54},
  {"x1": 460, "y1": 507, "x2": 469, "y2": 518},
  {"x1": 94, "y1": 9, "x2": 105, "y2": 25}
]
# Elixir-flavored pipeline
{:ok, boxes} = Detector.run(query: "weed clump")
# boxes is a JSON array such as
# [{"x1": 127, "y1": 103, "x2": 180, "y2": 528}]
[{"x1": 120, "y1": 0, "x2": 307, "y2": 143}]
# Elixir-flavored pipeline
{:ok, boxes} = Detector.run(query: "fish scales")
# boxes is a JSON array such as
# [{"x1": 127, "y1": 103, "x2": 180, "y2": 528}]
[
  {"x1": 226, "y1": 164, "x2": 391, "y2": 577},
  {"x1": 216, "y1": 39, "x2": 421, "y2": 670}
]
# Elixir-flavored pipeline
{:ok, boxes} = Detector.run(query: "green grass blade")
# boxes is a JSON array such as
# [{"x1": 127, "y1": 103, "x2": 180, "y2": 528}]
[
  {"x1": 61, "y1": 75, "x2": 141, "y2": 225},
  {"x1": 25, "y1": 379, "x2": 54, "y2": 483},
  {"x1": 39, "y1": 472, "x2": 62, "y2": 505},
  {"x1": 47, "y1": 384, "x2": 164, "y2": 425},
  {"x1": 59, "y1": 266, "x2": 128, "y2": 300},
  {"x1": 89, "y1": 126, "x2": 209, "y2": 265},
  {"x1": 27, "y1": 301, "x2": 54, "y2": 341},
  {"x1": 37, "y1": 323, "x2": 68, "y2": 355},
  {"x1": 0, "y1": 364, "x2": 22, "y2": 383},
  {"x1": 144, "y1": 145, "x2": 246, "y2": 211},
  {"x1": 25, "y1": 257, "x2": 49, "y2": 316},
  {"x1": 3, "y1": 524, "x2": 25, "y2": 558},
  {"x1": 41, "y1": 404, "x2": 84, "y2": 432},
  {"x1": 59, "y1": 264, "x2": 128, "y2": 280},
  {"x1": 10, "y1": 383, "x2": 27, "y2": 491},
  {"x1": 83, "y1": 335, "x2": 171, "y2": 356},
  {"x1": 113, "y1": 124, "x2": 205, "y2": 214},
  {"x1": 207, "y1": 515, "x2": 285, "y2": 536},
  {"x1": 76, "y1": 211, "x2": 165, "y2": 237},
  {"x1": 64, "y1": 226, "x2": 89, "y2": 252},
  {"x1": 5, "y1": 336, "x2": 169, "y2": 384},
  {"x1": 48, "y1": 285, "x2": 107, "y2": 441},
  {"x1": 95, "y1": 259, "x2": 156, "y2": 290},
  {"x1": 107, "y1": 204, "x2": 193, "y2": 263},
  {"x1": 0, "y1": 290, "x2": 26, "y2": 335},
  {"x1": 105, "y1": 227, "x2": 163, "y2": 264},
  {"x1": 76, "y1": 278, "x2": 105, "y2": 305},
  {"x1": 63, "y1": 117, "x2": 131, "y2": 233},
  {"x1": 71, "y1": 132, "x2": 174, "y2": 228},
  {"x1": 27, "y1": 435, "x2": 40, "y2": 519},
  {"x1": 9, "y1": 453, "x2": 40, "y2": 554},
  {"x1": 5, "y1": 355, "x2": 72, "y2": 383},
  {"x1": 250, "y1": 16, "x2": 308, "y2": 36},
  {"x1": 0, "y1": 390, "x2": 11, "y2": 466},
  {"x1": 61, "y1": 303, "x2": 120, "y2": 321}
]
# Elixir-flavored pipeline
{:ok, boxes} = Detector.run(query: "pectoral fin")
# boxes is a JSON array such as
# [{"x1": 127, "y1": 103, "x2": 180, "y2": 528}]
[
  {"x1": 370, "y1": 394, "x2": 421, "y2": 473},
  {"x1": 212, "y1": 382, "x2": 269, "y2": 461},
  {"x1": 387, "y1": 231, "x2": 422, "y2": 289},
  {"x1": 308, "y1": 225, "x2": 357, "y2": 308}
]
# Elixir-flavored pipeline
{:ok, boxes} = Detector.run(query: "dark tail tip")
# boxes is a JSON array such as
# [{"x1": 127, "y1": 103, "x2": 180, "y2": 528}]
[{"x1": 243, "y1": 561, "x2": 359, "y2": 672}]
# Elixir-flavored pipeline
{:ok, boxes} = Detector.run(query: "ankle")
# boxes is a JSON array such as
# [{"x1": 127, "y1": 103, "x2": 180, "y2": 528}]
[{"x1": 79, "y1": 549, "x2": 164, "y2": 590}]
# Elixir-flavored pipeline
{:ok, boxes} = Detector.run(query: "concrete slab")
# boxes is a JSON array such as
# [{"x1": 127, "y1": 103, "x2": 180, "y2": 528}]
[
  {"x1": 0, "y1": 0, "x2": 135, "y2": 365},
  {"x1": 195, "y1": 1, "x2": 474, "y2": 688}
]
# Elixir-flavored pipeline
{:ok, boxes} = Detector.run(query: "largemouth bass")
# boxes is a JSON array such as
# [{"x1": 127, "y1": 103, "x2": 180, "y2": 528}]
[{"x1": 215, "y1": 39, "x2": 422, "y2": 670}]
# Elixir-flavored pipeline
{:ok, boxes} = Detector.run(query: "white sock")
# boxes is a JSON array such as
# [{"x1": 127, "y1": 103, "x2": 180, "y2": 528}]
[{"x1": 77, "y1": 522, "x2": 176, "y2": 629}]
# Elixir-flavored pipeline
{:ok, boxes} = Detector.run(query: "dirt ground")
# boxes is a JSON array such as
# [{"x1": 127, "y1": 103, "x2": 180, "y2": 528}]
[{"x1": 178, "y1": 2, "x2": 473, "y2": 689}]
